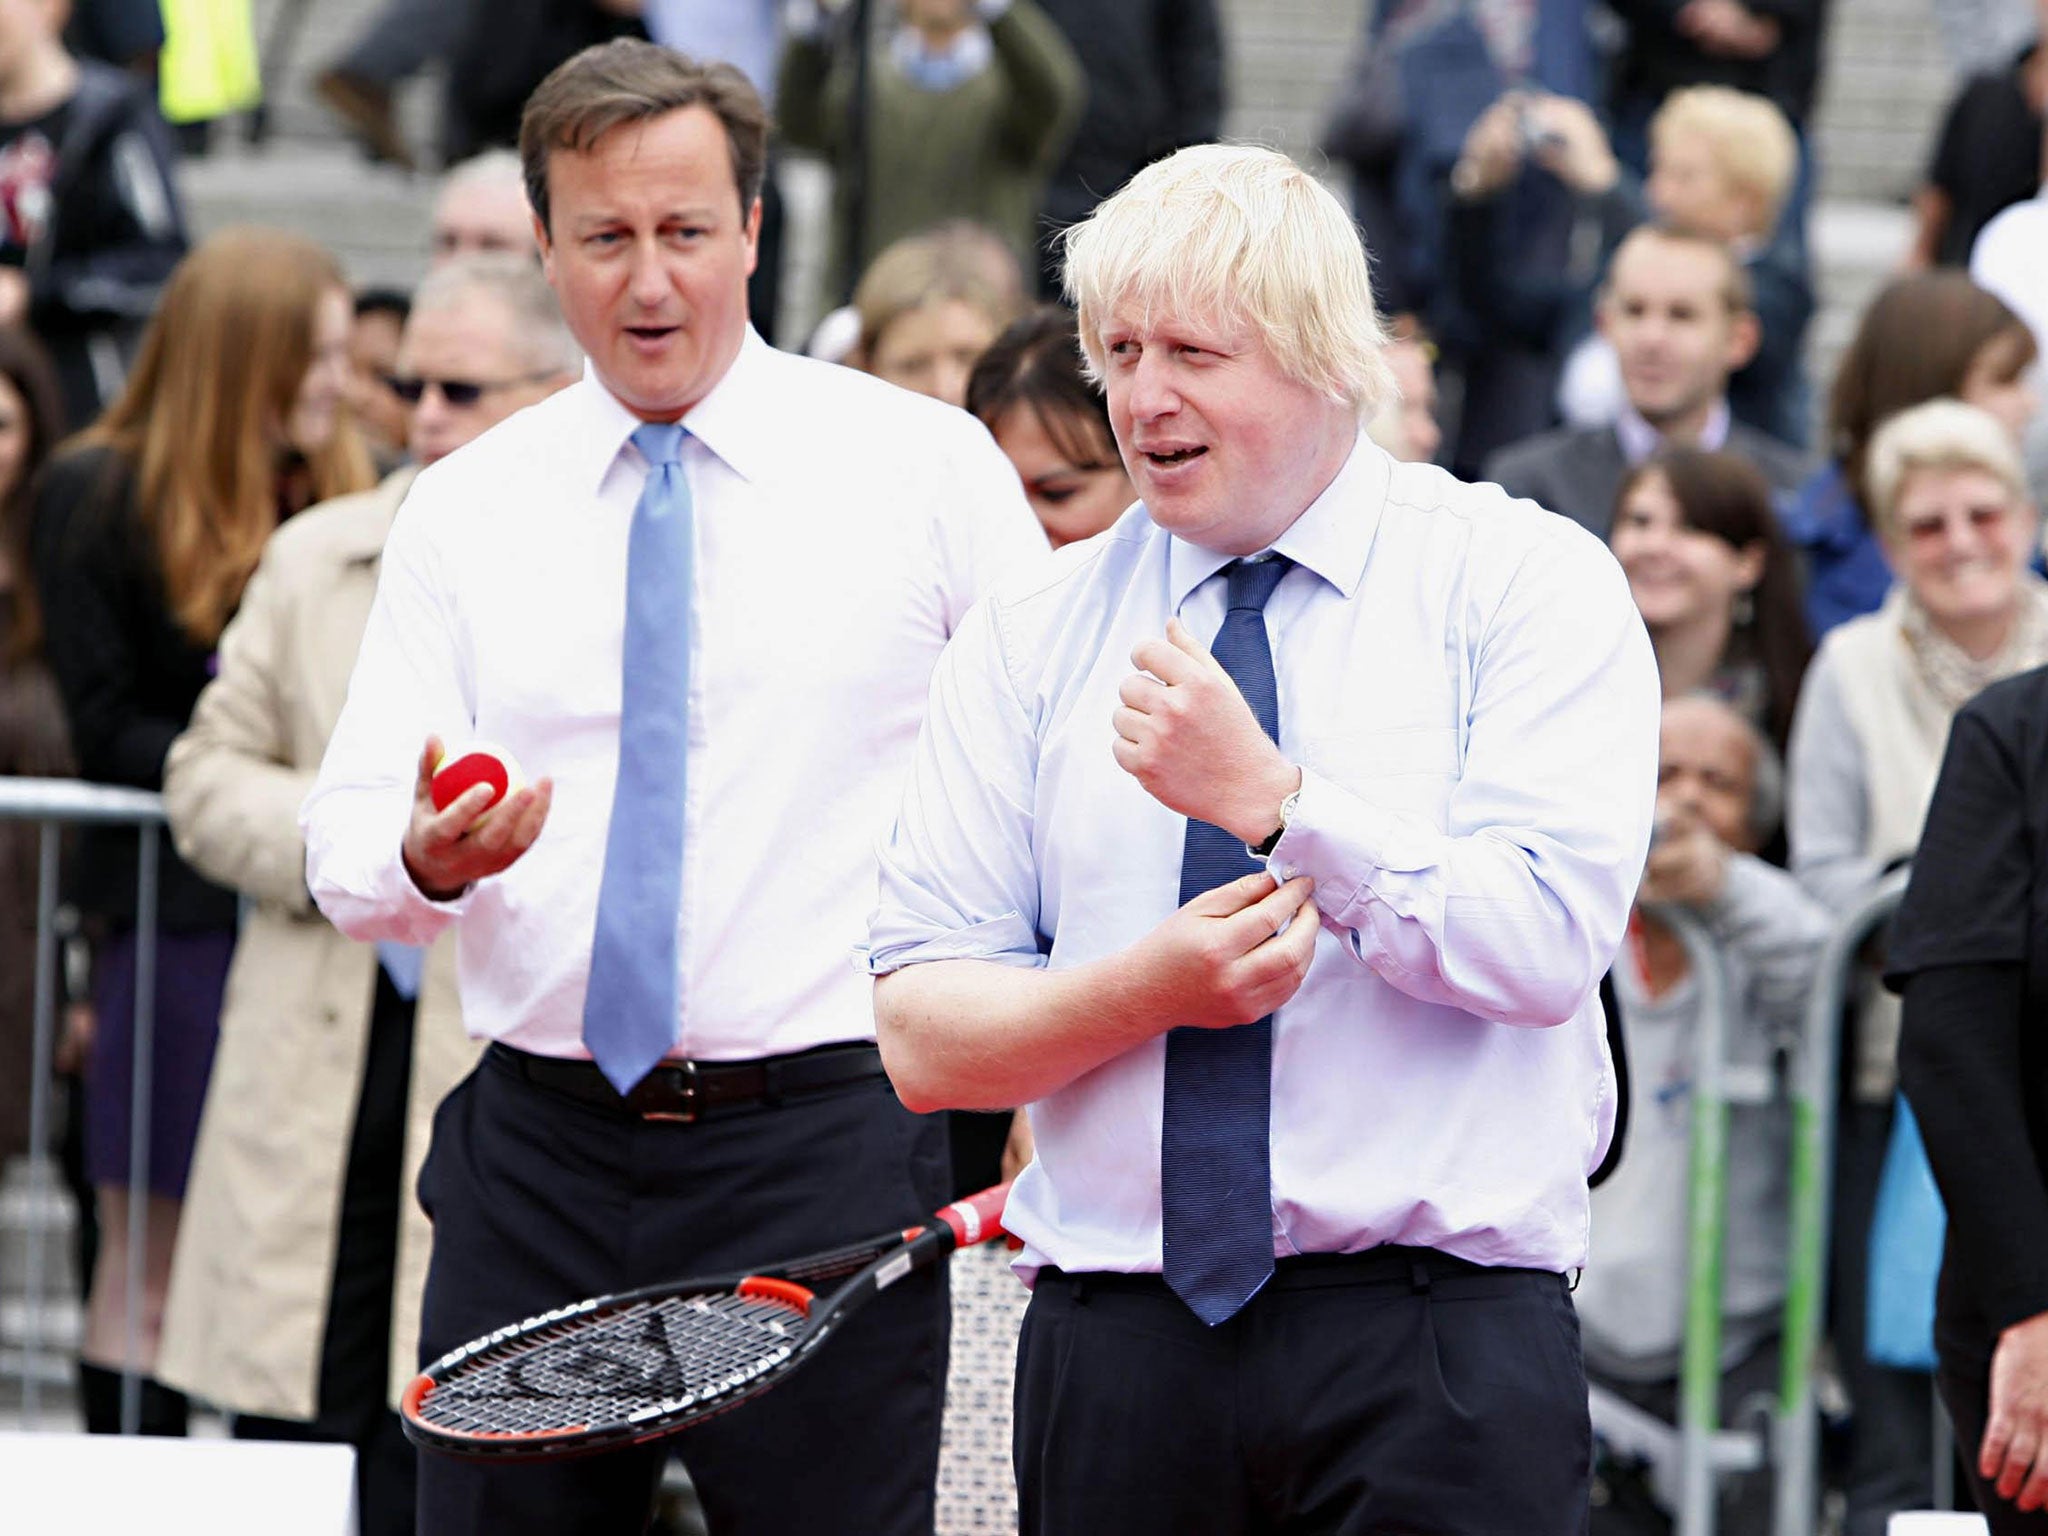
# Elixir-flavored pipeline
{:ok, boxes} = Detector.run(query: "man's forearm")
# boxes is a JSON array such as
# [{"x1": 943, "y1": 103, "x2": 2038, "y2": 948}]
[{"x1": 875, "y1": 953, "x2": 1170, "y2": 1113}]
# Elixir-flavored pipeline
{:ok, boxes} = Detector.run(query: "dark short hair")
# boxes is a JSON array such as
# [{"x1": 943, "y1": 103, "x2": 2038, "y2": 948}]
[
  {"x1": 520, "y1": 39, "x2": 769, "y2": 235},
  {"x1": 354, "y1": 286, "x2": 412, "y2": 324},
  {"x1": 965, "y1": 307, "x2": 1118, "y2": 471}
]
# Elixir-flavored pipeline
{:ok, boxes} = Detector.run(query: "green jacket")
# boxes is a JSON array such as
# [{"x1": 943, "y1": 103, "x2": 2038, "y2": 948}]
[{"x1": 780, "y1": 2, "x2": 1086, "y2": 294}]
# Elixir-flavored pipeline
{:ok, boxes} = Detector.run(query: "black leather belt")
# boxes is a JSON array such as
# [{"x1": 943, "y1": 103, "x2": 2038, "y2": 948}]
[{"x1": 487, "y1": 1040, "x2": 888, "y2": 1123}]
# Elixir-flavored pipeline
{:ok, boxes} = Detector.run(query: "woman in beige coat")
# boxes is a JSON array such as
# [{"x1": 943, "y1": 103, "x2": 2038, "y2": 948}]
[{"x1": 155, "y1": 253, "x2": 578, "y2": 1536}]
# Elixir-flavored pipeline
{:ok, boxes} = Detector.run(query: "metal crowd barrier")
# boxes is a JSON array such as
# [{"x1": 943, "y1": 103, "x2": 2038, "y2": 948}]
[
  {"x1": 1, "y1": 776, "x2": 169, "y2": 1436},
  {"x1": 1614, "y1": 902, "x2": 1772, "y2": 1536},
  {"x1": 1776, "y1": 869, "x2": 1912, "y2": 1536},
  {"x1": 1607, "y1": 869, "x2": 1914, "y2": 1536}
]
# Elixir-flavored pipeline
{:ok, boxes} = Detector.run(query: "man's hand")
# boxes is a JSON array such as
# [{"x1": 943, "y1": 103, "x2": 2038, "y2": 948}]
[
  {"x1": 1113, "y1": 618, "x2": 1300, "y2": 846},
  {"x1": 1984, "y1": 1311, "x2": 2048, "y2": 1510},
  {"x1": 1677, "y1": 0, "x2": 1780, "y2": 58},
  {"x1": 1452, "y1": 95, "x2": 1528, "y2": 201},
  {"x1": 1637, "y1": 811, "x2": 1730, "y2": 908},
  {"x1": 401, "y1": 734, "x2": 552, "y2": 901},
  {"x1": 1126, "y1": 871, "x2": 1320, "y2": 1031},
  {"x1": 1523, "y1": 94, "x2": 1621, "y2": 196}
]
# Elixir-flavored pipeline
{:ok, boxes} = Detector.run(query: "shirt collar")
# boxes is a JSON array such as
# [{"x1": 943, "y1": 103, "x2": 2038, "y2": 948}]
[
  {"x1": 569, "y1": 326, "x2": 778, "y2": 491},
  {"x1": 1165, "y1": 432, "x2": 1388, "y2": 612},
  {"x1": 1615, "y1": 397, "x2": 1732, "y2": 464}
]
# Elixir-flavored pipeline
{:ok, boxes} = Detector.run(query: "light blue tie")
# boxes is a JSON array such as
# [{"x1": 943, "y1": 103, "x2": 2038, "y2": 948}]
[{"x1": 582, "y1": 422, "x2": 693, "y2": 1093}]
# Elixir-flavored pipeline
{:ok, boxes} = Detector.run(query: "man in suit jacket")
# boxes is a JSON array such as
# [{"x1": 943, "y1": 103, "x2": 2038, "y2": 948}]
[{"x1": 1486, "y1": 223, "x2": 1809, "y2": 536}]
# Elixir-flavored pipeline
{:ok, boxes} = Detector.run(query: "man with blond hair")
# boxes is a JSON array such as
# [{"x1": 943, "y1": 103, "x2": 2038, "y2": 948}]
[{"x1": 869, "y1": 141, "x2": 1661, "y2": 1531}]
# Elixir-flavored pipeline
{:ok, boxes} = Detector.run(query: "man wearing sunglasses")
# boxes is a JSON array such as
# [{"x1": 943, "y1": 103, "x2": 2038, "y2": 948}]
[
  {"x1": 387, "y1": 257, "x2": 579, "y2": 466},
  {"x1": 153, "y1": 250, "x2": 577, "y2": 1536}
]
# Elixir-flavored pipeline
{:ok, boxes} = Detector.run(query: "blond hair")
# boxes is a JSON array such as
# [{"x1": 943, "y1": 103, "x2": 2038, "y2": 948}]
[
  {"x1": 72, "y1": 227, "x2": 375, "y2": 646},
  {"x1": 1866, "y1": 397, "x2": 2030, "y2": 538},
  {"x1": 1061, "y1": 144, "x2": 1395, "y2": 415},
  {"x1": 1650, "y1": 87, "x2": 1799, "y2": 233},
  {"x1": 852, "y1": 224, "x2": 1025, "y2": 363}
]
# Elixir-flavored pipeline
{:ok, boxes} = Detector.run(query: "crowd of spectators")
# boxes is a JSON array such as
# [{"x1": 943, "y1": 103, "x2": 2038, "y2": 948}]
[{"x1": 0, "y1": 0, "x2": 2046, "y2": 1533}]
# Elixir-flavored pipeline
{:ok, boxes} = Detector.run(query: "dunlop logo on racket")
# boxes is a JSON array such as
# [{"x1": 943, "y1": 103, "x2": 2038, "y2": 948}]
[{"x1": 401, "y1": 1183, "x2": 1011, "y2": 1459}]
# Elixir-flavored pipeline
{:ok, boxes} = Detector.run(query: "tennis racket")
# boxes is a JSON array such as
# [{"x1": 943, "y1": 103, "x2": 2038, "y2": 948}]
[{"x1": 400, "y1": 1181, "x2": 1010, "y2": 1461}]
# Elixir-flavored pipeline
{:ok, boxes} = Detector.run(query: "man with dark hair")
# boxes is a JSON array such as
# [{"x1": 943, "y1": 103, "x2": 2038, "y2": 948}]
[
  {"x1": 1485, "y1": 224, "x2": 1808, "y2": 537},
  {"x1": 302, "y1": 38, "x2": 1042, "y2": 1536}
]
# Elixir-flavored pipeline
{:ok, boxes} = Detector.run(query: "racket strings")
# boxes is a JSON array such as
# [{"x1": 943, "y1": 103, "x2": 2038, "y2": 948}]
[{"x1": 415, "y1": 1291, "x2": 807, "y2": 1438}]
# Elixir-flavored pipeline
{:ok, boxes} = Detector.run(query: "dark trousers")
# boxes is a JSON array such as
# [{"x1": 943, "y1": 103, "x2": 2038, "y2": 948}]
[
  {"x1": 234, "y1": 966, "x2": 419, "y2": 1536},
  {"x1": 414, "y1": 1045, "x2": 952, "y2": 1536},
  {"x1": 1015, "y1": 1251, "x2": 1592, "y2": 1536},
  {"x1": 338, "y1": 0, "x2": 469, "y2": 88}
]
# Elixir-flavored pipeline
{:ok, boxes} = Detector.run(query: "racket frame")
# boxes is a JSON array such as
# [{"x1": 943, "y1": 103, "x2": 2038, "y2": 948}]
[{"x1": 401, "y1": 1184, "x2": 1007, "y2": 1461}]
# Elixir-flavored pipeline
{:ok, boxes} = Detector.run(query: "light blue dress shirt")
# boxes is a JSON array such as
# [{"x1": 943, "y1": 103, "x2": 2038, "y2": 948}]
[{"x1": 869, "y1": 437, "x2": 1661, "y2": 1280}]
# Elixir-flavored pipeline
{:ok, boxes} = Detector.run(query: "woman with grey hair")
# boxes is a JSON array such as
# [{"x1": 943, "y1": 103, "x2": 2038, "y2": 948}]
[{"x1": 1788, "y1": 395, "x2": 2048, "y2": 1528}]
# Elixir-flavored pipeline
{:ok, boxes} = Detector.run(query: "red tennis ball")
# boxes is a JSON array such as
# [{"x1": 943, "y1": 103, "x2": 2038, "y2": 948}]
[{"x1": 430, "y1": 742, "x2": 524, "y2": 814}]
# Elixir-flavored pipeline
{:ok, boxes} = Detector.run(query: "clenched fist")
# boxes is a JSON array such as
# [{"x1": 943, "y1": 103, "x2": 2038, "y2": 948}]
[{"x1": 1113, "y1": 617, "x2": 1300, "y2": 846}]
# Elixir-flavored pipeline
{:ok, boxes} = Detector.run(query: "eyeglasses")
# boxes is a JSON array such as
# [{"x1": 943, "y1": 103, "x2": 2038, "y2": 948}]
[{"x1": 381, "y1": 369, "x2": 558, "y2": 407}]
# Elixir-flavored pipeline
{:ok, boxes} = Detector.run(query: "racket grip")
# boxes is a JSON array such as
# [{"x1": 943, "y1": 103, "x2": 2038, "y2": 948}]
[{"x1": 938, "y1": 1182, "x2": 1011, "y2": 1250}]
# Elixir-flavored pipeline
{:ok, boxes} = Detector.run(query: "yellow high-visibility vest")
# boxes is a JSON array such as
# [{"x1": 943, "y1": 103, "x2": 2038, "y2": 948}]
[{"x1": 158, "y1": 0, "x2": 263, "y2": 125}]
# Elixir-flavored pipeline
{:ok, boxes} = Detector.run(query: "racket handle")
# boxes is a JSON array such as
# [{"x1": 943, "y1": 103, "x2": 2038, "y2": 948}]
[{"x1": 937, "y1": 1182, "x2": 1010, "y2": 1251}]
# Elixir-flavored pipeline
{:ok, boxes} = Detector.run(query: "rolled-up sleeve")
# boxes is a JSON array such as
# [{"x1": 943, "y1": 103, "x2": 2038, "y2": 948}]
[
  {"x1": 298, "y1": 486, "x2": 474, "y2": 943},
  {"x1": 867, "y1": 598, "x2": 1046, "y2": 975},
  {"x1": 1268, "y1": 531, "x2": 1660, "y2": 1025}
]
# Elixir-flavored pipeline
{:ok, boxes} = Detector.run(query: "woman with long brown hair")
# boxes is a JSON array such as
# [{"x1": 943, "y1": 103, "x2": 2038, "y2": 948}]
[
  {"x1": 28, "y1": 226, "x2": 372, "y2": 1433},
  {"x1": 1782, "y1": 271, "x2": 2038, "y2": 638}
]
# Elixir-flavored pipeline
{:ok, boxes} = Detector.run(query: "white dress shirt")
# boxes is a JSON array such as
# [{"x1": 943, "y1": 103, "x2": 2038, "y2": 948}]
[
  {"x1": 868, "y1": 437, "x2": 1660, "y2": 1278},
  {"x1": 302, "y1": 330, "x2": 1044, "y2": 1060}
]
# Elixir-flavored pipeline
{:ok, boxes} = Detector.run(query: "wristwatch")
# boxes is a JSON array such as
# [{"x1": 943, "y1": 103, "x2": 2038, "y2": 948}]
[{"x1": 1249, "y1": 786, "x2": 1301, "y2": 860}]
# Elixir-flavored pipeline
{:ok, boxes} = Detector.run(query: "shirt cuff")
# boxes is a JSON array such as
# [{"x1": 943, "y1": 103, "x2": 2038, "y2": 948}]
[
  {"x1": 307, "y1": 822, "x2": 471, "y2": 945},
  {"x1": 864, "y1": 910, "x2": 1046, "y2": 976},
  {"x1": 1263, "y1": 762, "x2": 1409, "y2": 888}
]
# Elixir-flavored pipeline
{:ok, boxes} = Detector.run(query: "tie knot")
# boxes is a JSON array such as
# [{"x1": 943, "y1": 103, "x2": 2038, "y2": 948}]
[
  {"x1": 1225, "y1": 555, "x2": 1291, "y2": 614},
  {"x1": 632, "y1": 421, "x2": 687, "y2": 467}
]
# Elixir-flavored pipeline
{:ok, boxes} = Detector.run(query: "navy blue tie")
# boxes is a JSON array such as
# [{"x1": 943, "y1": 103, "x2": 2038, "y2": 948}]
[
  {"x1": 1161, "y1": 554, "x2": 1291, "y2": 1325},
  {"x1": 583, "y1": 423, "x2": 692, "y2": 1093}
]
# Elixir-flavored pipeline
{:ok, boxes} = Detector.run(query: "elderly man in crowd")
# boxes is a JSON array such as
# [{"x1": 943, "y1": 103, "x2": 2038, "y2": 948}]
[
  {"x1": 430, "y1": 149, "x2": 539, "y2": 266},
  {"x1": 1579, "y1": 692, "x2": 1830, "y2": 1532},
  {"x1": 154, "y1": 255, "x2": 579, "y2": 1536},
  {"x1": 869, "y1": 141, "x2": 1660, "y2": 1533}
]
